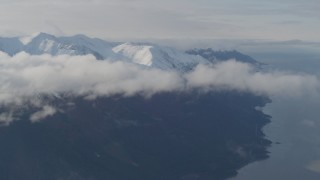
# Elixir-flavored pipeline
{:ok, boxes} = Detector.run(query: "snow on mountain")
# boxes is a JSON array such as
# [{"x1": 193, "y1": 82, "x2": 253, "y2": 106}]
[
  {"x1": 112, "y1": 42, "x2": 208, "y2": 71},
  {"x1": 23, "y1": 32, "x2": 118, "y2": 60},
  {"x1": 0, "y1": 33, "x2": 259, "y2": 72}
]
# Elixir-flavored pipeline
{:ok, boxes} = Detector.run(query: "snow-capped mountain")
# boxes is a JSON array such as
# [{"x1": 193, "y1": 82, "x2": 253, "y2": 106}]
[
  {"x1": 23, "y1": 33, "x2": 118, "y2": 60},
  {"x1": 0, "y1": 33, "x2": 259, "y2": 71},
  {"x1": 112, "y1": 42, "x2": 208, "y2": 71}
]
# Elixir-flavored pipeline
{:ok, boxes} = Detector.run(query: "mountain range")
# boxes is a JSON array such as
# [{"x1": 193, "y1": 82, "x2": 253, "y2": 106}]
[
  {"x1": 0, "y1": 33, "x2": 260, "y2": 71},
  {"x1": 0, "y1": 33, "x2": 270, "y2": 180}
]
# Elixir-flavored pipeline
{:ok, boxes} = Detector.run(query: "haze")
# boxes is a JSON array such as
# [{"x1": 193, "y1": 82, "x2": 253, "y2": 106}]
[{"x1": 0, "y1": 0, "x2": 319, "y2": 41}]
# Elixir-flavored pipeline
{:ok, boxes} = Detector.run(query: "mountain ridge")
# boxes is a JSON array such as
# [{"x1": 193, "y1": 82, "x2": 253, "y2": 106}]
[{"x1": 0, "y1": 33, "x2": 260, "y2": 71}]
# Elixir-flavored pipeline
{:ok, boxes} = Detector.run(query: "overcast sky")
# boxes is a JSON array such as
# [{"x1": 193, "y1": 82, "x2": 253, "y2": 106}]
[{"x1": 0, "y1": 0, "x2": 319, "y2": 41}]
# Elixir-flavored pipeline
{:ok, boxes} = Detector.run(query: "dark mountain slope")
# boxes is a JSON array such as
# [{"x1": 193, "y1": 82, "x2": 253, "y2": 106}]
[{"x1": 0, "y1": 92, "x2": 271, "y2": 180}]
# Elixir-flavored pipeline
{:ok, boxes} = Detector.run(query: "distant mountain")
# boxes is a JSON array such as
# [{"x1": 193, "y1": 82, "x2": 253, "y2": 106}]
[
  {"x1": 186, "y1": 48, "x2": 261, "y2": 66},
  {"x1": 0, "y1": 33, "x2": 260, "y2": 71}
]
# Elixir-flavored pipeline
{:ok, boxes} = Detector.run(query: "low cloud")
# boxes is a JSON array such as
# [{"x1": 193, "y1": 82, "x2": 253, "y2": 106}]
[
  {"x1": 30, "y1": 105, "x2": 57, "y2": 122},
  {"x1": 0, "y1": 52, "x2": 183, "y2": 105},
  {"x1": 186, "y1": 61, "x2": 319, "y2": 97},
  {"x1": 0, "y1": 52, "x2": 319, "y2": 123}
]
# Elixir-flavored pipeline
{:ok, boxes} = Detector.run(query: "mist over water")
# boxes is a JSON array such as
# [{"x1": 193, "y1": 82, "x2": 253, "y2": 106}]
[{"x1": 232, "y1": 44, "x2": 320, "y2": 180}]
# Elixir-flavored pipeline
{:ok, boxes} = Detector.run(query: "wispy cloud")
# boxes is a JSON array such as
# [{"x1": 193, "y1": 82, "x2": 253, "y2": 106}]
[{"x1": 30, "y1": 105, "x2": 57, "y2": 122}]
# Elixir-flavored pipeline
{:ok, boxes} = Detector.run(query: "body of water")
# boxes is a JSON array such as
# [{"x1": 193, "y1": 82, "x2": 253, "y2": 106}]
[{"x1": 232, "y1": 45, "x2": 320, "y2": 180}]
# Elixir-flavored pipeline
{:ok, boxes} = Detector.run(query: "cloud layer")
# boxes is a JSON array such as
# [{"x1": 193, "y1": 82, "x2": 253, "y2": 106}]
[
  {"x1": 187, "y1": 62, "x2": 319, "y2": 97},
  {"x1": 0, "y1": 52, "x2": 319, "y2": 123},
  {"x1": 0, "y1": 0, "x2": 319, "y2": 40}
]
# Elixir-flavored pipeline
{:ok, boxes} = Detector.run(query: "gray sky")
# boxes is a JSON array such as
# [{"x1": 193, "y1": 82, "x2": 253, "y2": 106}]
[{"x1": 0, "y1": 0, "x2": 319, "y2": 40}]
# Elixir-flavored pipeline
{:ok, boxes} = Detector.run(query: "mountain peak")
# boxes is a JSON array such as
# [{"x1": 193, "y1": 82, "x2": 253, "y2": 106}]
[
  {"x1": 70, "y1": 34, "x2": 92, "y2": 39},
  {"x1": 112, "y1": 42, "x2": 209, "y2": 71},
  {"x1": 186, "y1": 48, "x2": 259, "y2": 65},
  {"x1": 37, "y1": 32, "x2": 56, "y2": 37},
  {"x1": 31, "y1": 32, "x2": 57, "y2": 41},
  {"x1": 19, "y1": 32, "x2": 56, "y2": 46}
]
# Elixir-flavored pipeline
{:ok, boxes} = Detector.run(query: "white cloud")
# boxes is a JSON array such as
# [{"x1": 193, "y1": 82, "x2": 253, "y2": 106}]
[
  {"x1": 0, "y1": 52, "x2": 319, "y2": 123},
  {"x1": 0, "y1": 52, "x2": 183, "y2": 106},
  {"x1": 186, "y1": 60, "x2": 319, "y2": 97},
  {"x1": 30, "y1": 105, "x2": 57, "y2": 122}
]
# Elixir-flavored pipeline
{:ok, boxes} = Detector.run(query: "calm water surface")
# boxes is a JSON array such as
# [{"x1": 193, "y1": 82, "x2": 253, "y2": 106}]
[{"x1": 232, "y1": 47, "x2": 320, "y2": 180}]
